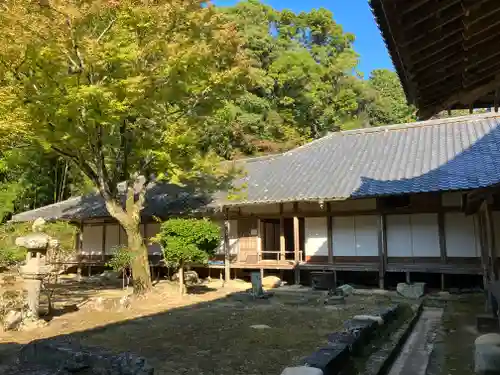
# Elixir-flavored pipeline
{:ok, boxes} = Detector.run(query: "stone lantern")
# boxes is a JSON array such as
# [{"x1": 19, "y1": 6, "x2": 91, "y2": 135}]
[{"x1": 15, "y1": 218, "x2": 56, "y2": 320}]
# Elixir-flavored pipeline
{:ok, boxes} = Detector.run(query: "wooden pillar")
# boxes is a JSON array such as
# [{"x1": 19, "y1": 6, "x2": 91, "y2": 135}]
[
  {"x1": 438, "y1": 212, "x2": 447, "y2": 264},
  {"x1": 494, "y1": 88, "x2": 500, "y2": 113},
  {"x1": 405, "y1": 272, "x2": 411, "y2": 284},
  {"x1": 293, "y1": 203, "x2": 300, "y2": 262},
  {"x1": 327, "y1": 203, "x2": 333, "y2": 264},
  {"x1": 102, "y1": 223, "x2": 107, "y2": 262},
  {"x1": 223, "y1": 209, "x2": 231, "y2": 283},
  {"x1": 279, "y1": 204, "x2": 285, "y2": 261},
  {"x1": 441, "y1": 273, "x2": 445, "y2": 291},
  {"x1": 484, "y1": 203, "x2": 497, "y2": 281},
  {"x1": 476, "y1": 211, "x2": 489, "y2": 290},
  {"x1": 377, "y1": 214, "x2": 387, "y2": 289},
  {"x1": 257, "y1": 218, "x2": 263, "y2": 263},
  {"x1": 293, "y1": 202, "x2": 301, "y2": 285}
]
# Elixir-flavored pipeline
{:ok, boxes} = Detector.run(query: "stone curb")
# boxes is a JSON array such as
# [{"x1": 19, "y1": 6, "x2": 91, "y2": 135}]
[{"x1": 364, "y1": 302, "x2": 424, "y2": 375}]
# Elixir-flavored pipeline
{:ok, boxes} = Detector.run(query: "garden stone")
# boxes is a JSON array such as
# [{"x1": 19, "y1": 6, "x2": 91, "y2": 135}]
[
  {"x1": 327, "y1": 332, "x2": 359, "y2": 353},
  {"x1": 396, "y1": 282, "x2": 426, "y2": 299},
  {"x1": 474, "y1": 333, "x2": 500, "y2": 374},
  {"x1": 301, "y1": 346, "x2": 350, "y2": 375},
  {"x1": 353, "y1": 314, "x2": 384, "y2": 325},
  {"x1": 324, "y1": 295, "x2": 345, "y2": 305},
  {"x1": 250, "y1": 324, "x2": 271, "y2": 329},
  {"x1": 281, "y1": 366, "x2": 323, "y2": 375},
  {"x1": 3, "y1": 310, "x2": 22, "y2": 331},
  {"x1": 335, "y1": 284, "x2": 355, "y2": 297},
  {"x1": 262, "y1": 276, "x2": 282, "y2": 289},
  {"x1": 16, "y1": 339, "x2": 154, "y2": 375}
]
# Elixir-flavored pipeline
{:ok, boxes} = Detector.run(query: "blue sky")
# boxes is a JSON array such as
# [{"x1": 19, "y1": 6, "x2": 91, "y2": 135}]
[{"x1": 214, "y1": 0, "x2": 394, "y2": 78}]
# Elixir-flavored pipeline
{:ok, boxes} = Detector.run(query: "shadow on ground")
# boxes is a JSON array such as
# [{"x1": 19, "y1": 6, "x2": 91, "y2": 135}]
[{"x1": 0, "y1": 288, "x2": 388, "y2": 375}]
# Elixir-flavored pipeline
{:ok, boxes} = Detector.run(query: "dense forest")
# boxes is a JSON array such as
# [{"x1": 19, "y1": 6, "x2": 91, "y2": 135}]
[{"x1": 0, "y1": 0, "x2": 414, "y2": 221}]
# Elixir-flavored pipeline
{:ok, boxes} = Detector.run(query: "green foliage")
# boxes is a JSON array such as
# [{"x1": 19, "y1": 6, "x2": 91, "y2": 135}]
[
  {"x1": 106, "y1": 246, "x2": 134, "y2": 272},
  {"x1": 155, "y1": 218, "x2": 221, "y2": 266},
  {"x1": 0, "y1": 221, "x2": 78, "y2": 268},
  {"x1": 366, "y1": 69, "x2": 416, "y2": 126}
]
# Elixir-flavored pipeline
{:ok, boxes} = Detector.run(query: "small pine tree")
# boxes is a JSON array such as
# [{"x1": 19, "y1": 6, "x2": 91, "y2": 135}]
[{"x1": 154, "y1": 218, "x2": 221, "y2": 295}]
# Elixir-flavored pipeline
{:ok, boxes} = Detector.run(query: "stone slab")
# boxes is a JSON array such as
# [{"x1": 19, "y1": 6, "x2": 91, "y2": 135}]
[
  {"x1": 475, "y1": 333, "x2": 500, "y2": 375},
  {"x1": 281, "y1": 366, "x2": 324, "y2": 375},
  {"x1": 327, "y1": 332, "x2": 359, "y2": 354},
  {"x1": 301, "y1": 346, "x2": 350, "y2": 375},
  {"x1": 476, "y1": 314, "x2": 500, "y2": 333}
]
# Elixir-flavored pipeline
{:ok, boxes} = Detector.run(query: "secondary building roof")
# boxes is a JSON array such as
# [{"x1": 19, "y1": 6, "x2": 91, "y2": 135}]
[
  {"x1": 12, "y1": 113, "x2": 500, "y2": 222},
  {"x1": 371, "y1": 0, "x2": 500, "y2": 118}
]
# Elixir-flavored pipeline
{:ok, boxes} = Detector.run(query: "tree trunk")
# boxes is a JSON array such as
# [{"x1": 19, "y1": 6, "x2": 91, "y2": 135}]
[
  {"x1": 105, "y1": 200, "x2": 152, "y2": 294},
  {"x1": 179, "y1": 262, "x2": 185, "y2": 296}
]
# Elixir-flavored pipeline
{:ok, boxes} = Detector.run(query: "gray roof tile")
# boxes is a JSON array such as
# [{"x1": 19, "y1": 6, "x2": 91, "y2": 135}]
[{"x1": 12, "y1": 113, "x2": 500, "y2": 221}]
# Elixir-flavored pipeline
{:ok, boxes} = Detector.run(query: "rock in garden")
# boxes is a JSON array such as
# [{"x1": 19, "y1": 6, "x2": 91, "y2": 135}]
[
  {"x1": 324, "y1": 295, "x2": 345, "y2": 305},
  {"x1": 15, "y1": 339, "x2": 154, "y2": 375},
  {"x1": 396, "y1": 282, "x2": 426, "y2": 299},
  {"x1": 250, "y1": 324, "x2": 271, "y2": 329},
  {"x1": 262, "y1": 276, "x2": 282, "y2": 289},
  {"x1": 281, "y1": 366, "x2": 324, "y2": 375},
  {"x1": 335, "y1": 284, "x2": 355, "y2": 297},
  {"x1": 475, "y1": 333, "x2": 500, "y2": 374},
  {"x1": 353, "y1": 314, "x2": 384, "y2": 325},
  {"x1": 100, "y1": 270, "x2": 120, "y2": 280},
  {"x1": 3, "y1": 310, "x2": 22, "y2": 331}
]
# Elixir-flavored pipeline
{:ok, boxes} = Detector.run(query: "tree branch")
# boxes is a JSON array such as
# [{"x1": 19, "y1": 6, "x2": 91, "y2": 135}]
[{"x1": 97, "y1": 18, "x2": 117, "y2": 43}]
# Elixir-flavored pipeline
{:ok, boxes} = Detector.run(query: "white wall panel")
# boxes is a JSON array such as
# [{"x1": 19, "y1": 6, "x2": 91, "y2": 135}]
[
  {"x1": 104, "y1": 224, "x2": 120, "y2": 254},
  {"x1": 445, "y1": 213, "x2": 479, "y2": 257},
  {"x1": 305, "y1": 217, "x2": 328, "y2": 256},
  {"x1": 410, "y1": 214, "x2": 440, "y2": 257},
  {"x1": 387, "y1": 214, "x2": 440, "y2": 257},
  {"x1": 386, "y1": 215, "x2": 412, "y2": 257},
  {"x1": 82, "y1": 225, "x2": 103, "y2": 255},
  {"x1": 332, "y1": 216, "x2": 355, "y2": 256},
  {"x1": 354, "y1": 216, "x2": 378, "y2": 256},
  {"x1": 119, "y1": 226, "x2": 127, "y2": 246}
]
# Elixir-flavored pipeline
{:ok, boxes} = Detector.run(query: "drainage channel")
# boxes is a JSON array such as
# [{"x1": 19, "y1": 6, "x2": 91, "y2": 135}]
[{"x1": 386, "y1": 307, "x2": 443, "y2": 375}]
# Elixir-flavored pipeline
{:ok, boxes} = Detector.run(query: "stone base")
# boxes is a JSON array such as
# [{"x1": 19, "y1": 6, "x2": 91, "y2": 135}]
[
  {"x1": 476, "y1": 314, "x2": 500, "y2": 333},
  {"x1": 475, "y1": 333, "x2": 500, "y2": 374}
]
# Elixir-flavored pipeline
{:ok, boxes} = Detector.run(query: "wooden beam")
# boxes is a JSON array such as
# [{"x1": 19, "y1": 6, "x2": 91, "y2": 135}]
[
  {"x1": 279, "y1": 204, "x2": 285, "y2": 261},
  {"x1": 438, "y1": 212, "x2": 447, "y2": 264},
  {"x1": 327, "y1": 203, "x2": 333, "y2": 264},
  {"x1": 224, "y1": 209, "x2": 231, "y2": 282}
]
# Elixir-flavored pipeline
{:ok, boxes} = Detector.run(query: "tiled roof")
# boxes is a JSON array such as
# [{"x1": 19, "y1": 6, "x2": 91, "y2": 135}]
[
  {"x1": 228, "y1": 113, "x2": 500, "y2": 204},
  {"x1": 11, "y1": 113, "x2": 500, "y2": 221}
]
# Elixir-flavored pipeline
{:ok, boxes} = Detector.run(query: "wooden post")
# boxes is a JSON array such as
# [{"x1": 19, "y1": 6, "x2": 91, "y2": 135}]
[
  {"x1": 441, "y1": 273, "x2": 445, "y2": 291},
  {"x1": 495, "y1": 88, "x2": 499, "y2": 113},
  {"x1": 279, "y1": 204, "x2": 285, "y2": 261},
  {"x1": 405, "y1": 272, "x2": 411, "y2": 284},
  {"x1": 377, "y1": 214, "x2": 387, "y2": 289},
  {"x1": 293, "y1": 210, "x2": 300, "y2": 262},
  {"x1": 438, "y1": 212, "x2": 447, "y2": 264},
  {"x1": 102, "y1": 223, "x2": 107, "y2": 262},
  {"x1": 293, "y1": 202, "x2": 301, "y2": 285},
  {"x1": 476, "y1": 212, "x2": 489, "y2": 290},
  {"x1": 224, "y1": 209, "x2": 231, "y2": 283},
  {"x1": 327, "y1": 203, "x2": 333, "y2": 264},
  {"x1": 484, "y1": 203, "x2": 497, "y2": 281},
  {"x1": 257, "y1": 218, "x2": 263, "y2": 263}
]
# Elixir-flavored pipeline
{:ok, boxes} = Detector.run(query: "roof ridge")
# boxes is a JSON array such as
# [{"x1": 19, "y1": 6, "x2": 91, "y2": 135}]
[{"x1": 336, "y1": 112, "x2": 500, "y2": 136}]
